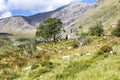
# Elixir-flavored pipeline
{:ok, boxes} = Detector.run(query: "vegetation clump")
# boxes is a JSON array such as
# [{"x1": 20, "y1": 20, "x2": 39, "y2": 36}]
[
  {"x1": 0, "y1": 36, "x2": 13, "y2": 52},
  {"x1": 72, "y1": 40, "x2": 79, "y2": 48},
  {"x1": 29, "y1": 67, "x2": 51, "y2": 78},
  {"x1": 96, "y1": 45, "x2": 113, "y2": 57},
  {"x1": 40, "y1": 60, "x2": 54, "y2": 68},
  {"x1": 6, "y1": 73, "x2": 20, "y2": 80},
  {"x1": 31, "y1": 64, "x2": 39, "y2": 70},
  {"x1": 89, "y1": 22, "x2": 104, "y2": 36},
  {"x1": 76, "y1": 26, "x2": 92, "y2": 46},
  {"x1": 99, "y1": 45, "x2": 112, "y2": 53},
  {"x1": 111, "y1": 19, "x2": 120, "y2": 37},
  {"x1": 55, "y1": 61, "x2": 91, "y2": 79}
]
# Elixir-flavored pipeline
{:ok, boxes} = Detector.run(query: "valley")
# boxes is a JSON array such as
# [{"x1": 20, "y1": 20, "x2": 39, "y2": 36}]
[{"x1": 0, "y1": 0, "x2": 120, "y2": 80}]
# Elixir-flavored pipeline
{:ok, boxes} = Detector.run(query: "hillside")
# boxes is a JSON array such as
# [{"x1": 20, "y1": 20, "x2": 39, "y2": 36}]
[
  {"x1": 0, "y1": 2, "x2": 90, "y2": 34},
  {"x1": 0, "y1": 36, "x2": 120, "y2": 80},
  {"x1": 75, "y1": 0, "x2": 120, "y2": 31},
  {"x1": 0, "y1": 0, "x2": 120, "y2": 80}
]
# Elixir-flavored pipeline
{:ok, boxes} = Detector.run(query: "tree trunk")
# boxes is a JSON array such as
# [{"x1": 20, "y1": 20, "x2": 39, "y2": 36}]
[{"x1": 54, "y1": 36, "x2": 56, "y2": 42}]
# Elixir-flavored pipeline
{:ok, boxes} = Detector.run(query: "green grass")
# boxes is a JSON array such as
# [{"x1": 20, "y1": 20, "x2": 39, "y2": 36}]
[
  {"x1": 43, "y1": 53, "x2": 120, "y2": 80},
  {"x1": 36, "y1": 37, "x2": 120, "y2": 80}
]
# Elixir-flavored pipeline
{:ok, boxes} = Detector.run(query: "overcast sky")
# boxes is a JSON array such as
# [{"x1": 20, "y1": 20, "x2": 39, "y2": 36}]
[{"x1": 0, "y1": 0, "x2": 96, "y2": 19}]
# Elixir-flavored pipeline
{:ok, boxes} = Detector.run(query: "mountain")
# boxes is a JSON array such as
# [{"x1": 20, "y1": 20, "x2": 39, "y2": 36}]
[
  {"x1": 0, "y1": 2, "x2": 91, "y2": 34},
  {"x1": 0, "y1": 0, "x2": 119, "y2": 34}
]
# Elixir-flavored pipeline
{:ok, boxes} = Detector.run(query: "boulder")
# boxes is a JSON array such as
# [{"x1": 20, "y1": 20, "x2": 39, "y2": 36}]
[
  {"x1": 36, "y1": 46, "x2": 43, "y2": 51},
  {"x1": 74, "y1": 54, "x2": 80, "y2": 56},
  {"x1": 64, "y1": 61, "x2": 70, "y2": 64},
  {"x1": 62, "y1": 55, "x2": 71, "y2": 59},
  {"x1": 68, "y1": 47, "x2": 72, "y2": 50},
  {"x1": 86, "y1": 53, "x2": 92, "y2": 56},
  {"x1": 24, "y1": 66, "x2": 31, "y2": 72},
  {"x1": 109, "y1": 51, "x2": 113, "y2": 55}
]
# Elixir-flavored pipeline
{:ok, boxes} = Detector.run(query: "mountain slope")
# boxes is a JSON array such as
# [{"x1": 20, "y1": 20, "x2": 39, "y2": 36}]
[
  {"x1": 75, "y1": 0, "x2": 120, "y2": 31},
  {"x1": 0, "y1": 2, "x2": 90, "y2": 34},
  {"x1": 0, "y1": 16, "x2": 35, "y2": 34},
  {"x1": 0, "y1": 0, "x2": 119, "y2": 34}
]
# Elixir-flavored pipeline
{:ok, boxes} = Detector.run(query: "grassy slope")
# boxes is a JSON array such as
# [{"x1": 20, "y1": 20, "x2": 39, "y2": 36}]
[
  {"x1": 75, "y1": 0, "x2": 120, "y2": 32},
  {"x1": 5, "y1": 37, "x2": 119, "y2": 80},
  {"x1": 41, "y1": 37, "x2": 120, "y2": 80}
]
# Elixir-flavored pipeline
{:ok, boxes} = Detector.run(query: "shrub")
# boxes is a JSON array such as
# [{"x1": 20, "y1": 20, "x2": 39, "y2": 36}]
[
  {"x1": 89, "y1": 22, "x2": 104, "y2": 36},
  {"x1": 64, "y1": 61, "x2": 91, "y2": 73},
  {"x1": 99, "y1": 45, "x2": 112, "y2": 53},
  {"x1": 77, "y1": 32, "x2": 93, "y2": 46},
  {"x1": 111, "y1": 27, "x2": 120, "y2": 37},
  {"x1": 111, "y1": 26, "x2": 120, "y2": 37},
  {"x1": 80, "y1": 32, "x2": 88, "y2": 36},
  {"x1": 43, "y1": 54, "x2": 51, "y2": 60},
  {"x1": 0, "y1": 51, "x2": 27, "y2": 68},
  {"x1": 0, "y1": 63, "x2": 10, "y2": 69},
  {"x1": 111, "y1": 19, "x2": 120, "y2": 37},
  {"x1": 72, "y1": 42, "x2": 79, "y2": 48},
  {"x1": 40, "y1": 60, "x2": 54, "y2": 68},
  {"x1": 31, "y1": 64, "x2": 39, "y2": 70},
  {"x1": 16, "y1": 38, "x2": 31, "y2": 42},
  {"x1": 34, "y1": 51, "x2": 51, "y2": 60},
  {"x1": 6, "y1": 73, "x2": 20, "y2": 80},
  {"x1": 34, "y1": 51, "x2": 45, "y2": 59},
  {"x1": 29, "y1": 68, "x2": 51, "y2": 78},
  {"x1": 96, "y1": 45, "x2": 112, "y2": 57},
  {"x1": 56, "y1": 61, "x2": 91, "y2": 79},
  {"x1": 95, "y1": 51, "x2": 108, "y2": 59},
  {"x1": 0, "y1": 36, "x2": 13, "y2": 52},
  {"x1": 0, "y1": 36, "x2": 10, "y2": 46},
  {"x1": 84, "y1": 37, "x2": 93, "y2": 45},
  {"x1": 55, "y1": 73, "x2": 70, "y2": 80}
]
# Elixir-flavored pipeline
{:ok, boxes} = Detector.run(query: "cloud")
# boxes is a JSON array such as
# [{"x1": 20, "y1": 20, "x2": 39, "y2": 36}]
[
  {"x1": 0, "y1": 0, "x2": 8, "y2": 13},
  {"x1": 0, "y1": 0, "x2": 12, "y2": 19},
  {"x1": 7, "y1": 0, "x2": 82, "y2": 13},
  {"x1": 0, "y1": 0, "x2": 82, "y2": 18},
  {"x1": 0, "y1": 11, "x2": 12, "y2": 19}
]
